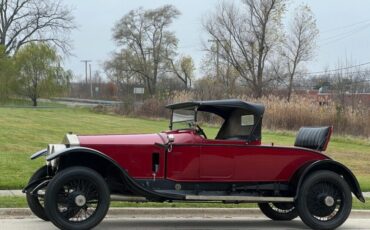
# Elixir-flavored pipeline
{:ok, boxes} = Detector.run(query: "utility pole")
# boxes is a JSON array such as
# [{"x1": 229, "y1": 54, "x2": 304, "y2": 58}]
[
  {"x1": 81, "y1": 60, "x2": 92, "y2": 84},
  {"x1": 208, "y1": 39, "x2": 226, "y2": 79},
  {"x1": 89, "y1": 63, "x2": 93, "y2": 98}
]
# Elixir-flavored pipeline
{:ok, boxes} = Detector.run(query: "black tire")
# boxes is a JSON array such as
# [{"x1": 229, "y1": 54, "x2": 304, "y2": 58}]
[
  {"x1": 44, "y1": 167, "x2": 110, "y2": 230},
  {"x1": 296, "y1": 170, "x2": 352, "y2": 230},
  {"x1": 26, "y1": 165, "x2": 50, "y2": 221},
  {"x1": 258, "y1": 202, "x2": 298, "y2": 221}
]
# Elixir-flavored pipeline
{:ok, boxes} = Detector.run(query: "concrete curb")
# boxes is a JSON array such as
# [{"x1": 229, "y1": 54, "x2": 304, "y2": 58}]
[{"x1": 1, "y1": 208, "x2": 370, "y2": 219}]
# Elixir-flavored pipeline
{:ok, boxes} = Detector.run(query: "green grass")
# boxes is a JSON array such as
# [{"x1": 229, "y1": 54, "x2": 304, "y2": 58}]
[
  {"x1": 0, "y1": 98, "x2": 66, "y2": 107},
  {"x1": 0, "y1": 106, "x2": 369, "y2": 192},
  {"x1": 0, "y1": 107, "x2": 168, "y2": 189}
]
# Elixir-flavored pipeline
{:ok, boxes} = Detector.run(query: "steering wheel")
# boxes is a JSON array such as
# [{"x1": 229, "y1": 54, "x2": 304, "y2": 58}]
[{"x1": 196, "y1": 125, "x2": 208, "y2": 139}]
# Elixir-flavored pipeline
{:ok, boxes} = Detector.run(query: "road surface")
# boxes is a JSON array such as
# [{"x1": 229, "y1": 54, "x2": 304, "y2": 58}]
[{"x1": 1, "y1": 216, "x2": 370, "y2": 230}]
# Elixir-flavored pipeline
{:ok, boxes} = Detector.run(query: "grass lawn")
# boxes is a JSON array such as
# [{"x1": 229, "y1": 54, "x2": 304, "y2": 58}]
[
  {"x1": 0, "y1": 98, "x2": 66, "y2": 107},
  {"x1": 0, "y1": 106, "x2": 369, "y2": 192}
]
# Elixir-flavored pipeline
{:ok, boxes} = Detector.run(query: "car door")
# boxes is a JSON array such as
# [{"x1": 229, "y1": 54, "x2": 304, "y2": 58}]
[
  {"x1": 165, "y1": 131, "x2": 201, "y2": 182},
  {"x1": 199, "y1": 139, "x2": 244, "y2": 180}
]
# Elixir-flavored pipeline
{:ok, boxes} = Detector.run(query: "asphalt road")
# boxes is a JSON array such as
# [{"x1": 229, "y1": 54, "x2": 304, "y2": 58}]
[{"x1": 1, "y1": 217, "x2": 370, "y2": 230}]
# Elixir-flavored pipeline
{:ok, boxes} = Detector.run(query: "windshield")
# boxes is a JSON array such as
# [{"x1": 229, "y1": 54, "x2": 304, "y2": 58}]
[{"x1": 171, "y1": 109, "x2": 195, "y2": 130}]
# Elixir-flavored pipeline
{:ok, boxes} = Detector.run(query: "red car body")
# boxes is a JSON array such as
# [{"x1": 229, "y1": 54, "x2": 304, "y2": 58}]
[
  {"x1": 79, "y1": 131, "x2": 328, "y2": 182},
  {"x1": 24, "y1": 99, "x2": 365, "y2": 230}
]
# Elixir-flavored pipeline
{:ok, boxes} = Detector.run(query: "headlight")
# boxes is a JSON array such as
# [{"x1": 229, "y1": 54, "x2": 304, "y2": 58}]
[
  {"x1": 46, "y1": 144, "x2": 65, "y2": 169},
  {"x1": 47, "y1": 144, "x2": 66, "y2": 155}
]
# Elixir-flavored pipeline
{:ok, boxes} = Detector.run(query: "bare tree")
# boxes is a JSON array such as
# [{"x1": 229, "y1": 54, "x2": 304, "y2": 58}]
[
  {"x1": 0, "y1": 0, "x2": 75, "y2": 55},
  {"x1": 201, "y1": 39, "x2": 242, "y2": 98},
  {"x1": 283, "y1": 5, "x2": 318, "y2": 101},
  {"x1": 104, "y1": 52, "x2": 136, "y2": 99},
  {"x1": 0, "y1": 45, "x2": 16, "y2": 101},
  {"x1": 203, "y1": 0, "x2": 286, "y2": 98},
  {"x1": 168, "y1": 55, "x2": 195, "y2": 89},
  {"x1": 112, "y1": 5, "x2": 180, "y2": 95}
]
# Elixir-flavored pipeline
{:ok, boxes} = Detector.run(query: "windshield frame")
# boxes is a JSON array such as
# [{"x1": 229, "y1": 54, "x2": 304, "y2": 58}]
[{"x1": 169, "y1": 106, "x2": 198, "y2": 130}]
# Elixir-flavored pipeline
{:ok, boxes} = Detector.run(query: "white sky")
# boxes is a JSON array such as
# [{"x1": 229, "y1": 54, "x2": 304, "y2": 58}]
[{"x1": 64, "y1": 0, "x2": 370, "y2": 80}]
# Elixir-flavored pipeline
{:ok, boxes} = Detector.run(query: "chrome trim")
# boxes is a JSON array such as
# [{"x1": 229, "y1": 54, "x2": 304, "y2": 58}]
[
  {"x1": 168, "y1": 134, "x2": 175, "y2": 143},
  {"x1": 185, "y1": 195, "x2": 294, "y2": 202},
  {"x1": 63, "y1": 133, "x2": 80, "y2": 147},
  {"x1": 30, "y1": 149, "x2": 48, "y2": 160}
]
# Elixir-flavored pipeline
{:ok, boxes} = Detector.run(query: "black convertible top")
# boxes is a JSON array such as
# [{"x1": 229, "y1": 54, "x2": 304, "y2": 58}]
[{"x1": 166, "y1": 99, "x2": 265, "y2": 118}]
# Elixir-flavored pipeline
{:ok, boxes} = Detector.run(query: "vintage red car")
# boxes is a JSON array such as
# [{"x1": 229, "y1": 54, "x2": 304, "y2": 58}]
[{"x1": 23, "y1": 99, "x2": 364, "y2": 230}]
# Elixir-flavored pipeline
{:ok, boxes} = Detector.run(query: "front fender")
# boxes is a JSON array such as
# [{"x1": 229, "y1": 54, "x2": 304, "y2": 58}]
[
  {"x1": 30, "y1": 149, "x2": 47, "y2": 160},
  {"x1": 23, "y1": 178, "x2": 51, "y2": 195},
  {"x1": 46, "y1": 146, "x2": 184, "y2": 201},
  {"x1": 294, "y1": 159, "x2": 365, "y2": 203}
]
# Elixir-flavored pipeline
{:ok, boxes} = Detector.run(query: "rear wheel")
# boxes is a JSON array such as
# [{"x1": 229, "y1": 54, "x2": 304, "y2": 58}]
[
  {"x1": 44, "y1": 167, "x2": 110, "y2": 230},
  {"x1": 26, "y1": 166, "x2": 49, "y2": 221},
  {"x1": 258, "y1": 202, "x2": 298, "y2": 221},
  {"x1": 296, "y1": 170, "x2": 352, "y2": 230}
]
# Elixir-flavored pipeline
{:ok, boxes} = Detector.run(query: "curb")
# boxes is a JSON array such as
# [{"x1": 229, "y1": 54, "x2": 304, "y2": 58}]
[
  {"x1": 1, "y1": 190, "x2": 369, "y2": 197},
  {"x1": 1, "y1": 208, "x2": 370, "y2": 219}
]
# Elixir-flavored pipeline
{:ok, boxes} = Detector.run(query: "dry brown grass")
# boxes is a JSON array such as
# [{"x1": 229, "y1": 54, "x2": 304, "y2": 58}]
[{"x1": 170, "y1": 91, "x2": 370, "y2": 137}]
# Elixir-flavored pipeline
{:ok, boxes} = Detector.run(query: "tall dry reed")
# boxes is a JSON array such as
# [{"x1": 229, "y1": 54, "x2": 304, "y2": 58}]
[{"x1": 169, "y1": 91, "x2": 370, "y2": 137}]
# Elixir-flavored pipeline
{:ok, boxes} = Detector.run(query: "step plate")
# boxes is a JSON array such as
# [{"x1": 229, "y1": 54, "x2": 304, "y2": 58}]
[{"x1": 185, "y1": 195, "x2": 294, "y2": 202}]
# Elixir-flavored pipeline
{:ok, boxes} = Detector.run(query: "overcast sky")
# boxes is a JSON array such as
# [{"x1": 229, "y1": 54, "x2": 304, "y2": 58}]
[{"x1": 64, "y1": 0, "x2": 370, "y2": 80}]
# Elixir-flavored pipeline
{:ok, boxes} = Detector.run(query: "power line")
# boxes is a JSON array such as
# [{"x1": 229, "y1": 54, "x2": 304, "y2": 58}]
[
  {"x1": 304, "y1": 62, "x2": 370, "y2": 75},
  {"x1": 319, "y1": 23, "x2": 370, "y2": 46},
  {"x1": 321, "y1": 18, "x2": 370, "y2": 34}
]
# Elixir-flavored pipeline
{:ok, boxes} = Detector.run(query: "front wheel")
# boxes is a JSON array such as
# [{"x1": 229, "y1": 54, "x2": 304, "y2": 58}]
[
  {"x1": 26, "y1": 165, "x2": 50, "y2": 221},
  {"x1": 44, "y1": 167, "x2": 110, "y2": 230},
  {"x1": 258, "y1": 202, "x2": 298, "y2": 221},
  {"x1": 296, "y1": 170, "x2": 352, "y2": 230}
]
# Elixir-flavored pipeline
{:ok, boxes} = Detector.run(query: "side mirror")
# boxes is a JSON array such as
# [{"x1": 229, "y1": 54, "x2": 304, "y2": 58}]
[{"x1": 168, "y1": 134, "x2": 175, "y2": 143}]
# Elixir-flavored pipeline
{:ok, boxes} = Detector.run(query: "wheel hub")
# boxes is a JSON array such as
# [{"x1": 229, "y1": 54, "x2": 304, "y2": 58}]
[
  {"x1": 324, "y1": 196, "x2": 335, "y2": 207},
  {"x1": 74, "y1": 194, "x2": 86, "y2": 207}
]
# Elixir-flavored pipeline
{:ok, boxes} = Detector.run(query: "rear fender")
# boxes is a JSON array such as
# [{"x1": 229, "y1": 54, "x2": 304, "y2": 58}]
[
  {"x1": 293, "y1": 160, "x2": 365, "y2": 202},
  {"x1": 47, "y1": 147, "x2": 184, "y2": 201}
]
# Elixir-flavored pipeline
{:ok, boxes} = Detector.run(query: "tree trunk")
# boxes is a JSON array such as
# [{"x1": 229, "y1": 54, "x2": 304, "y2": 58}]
[
  {"x1": 32, "y1": 97, "x2": 38, "y2": 107},
  {"x1": 287, "y1": 74, "x2": 294, "y2": 102},
  {"x1": 255, "y1": 83, "x2": 263, "y2": 98}
]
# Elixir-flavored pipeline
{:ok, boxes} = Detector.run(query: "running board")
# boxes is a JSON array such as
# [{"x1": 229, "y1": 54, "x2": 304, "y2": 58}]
[
  {"x1": 111, "y1": 194, "x2": 147, "y2": 202},
  {"x1": 110, "y1": 194, "x2": 294, "y2": 203},
  {"x1": 185, "y1": 195, "x2": 294, "y2": 202}
]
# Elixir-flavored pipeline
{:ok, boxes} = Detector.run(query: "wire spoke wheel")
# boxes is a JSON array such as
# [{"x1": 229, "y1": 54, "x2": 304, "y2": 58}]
[
  {"x1": 55, "y1": 178, "x2": 100, "y2": 222},
  {"x1": 297, "y1": 170, "x2": 352, "y2": 230},
  {"x1": 258, "y1": 202, "x2": 298, "y2": 221},
  {"x1": 26, "y1": 166, "x2": 50, "y2": 221},
  {"x1": 307, "y1": 182, "x2": 342, "y2": 221},
  {"x1": 270, "y1": 202, "x2": 295, "y2": 214},
  {"x1": 45, "y1": 167, "x2": 110, "y2": 230}
]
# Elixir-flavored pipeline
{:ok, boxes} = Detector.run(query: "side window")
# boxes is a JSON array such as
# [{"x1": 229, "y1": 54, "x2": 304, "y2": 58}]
[
  {"x1": 197, "y1": 111, "x2": 224, "y2": 139},
  {"x1": 241, "y1": 115, "x2": 254, "y2": 126}
]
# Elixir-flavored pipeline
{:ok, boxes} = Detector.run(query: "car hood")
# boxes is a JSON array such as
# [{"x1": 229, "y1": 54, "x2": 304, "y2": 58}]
[{"x1": 76, "y1": 133, "x2": 166, "y2": 146}]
